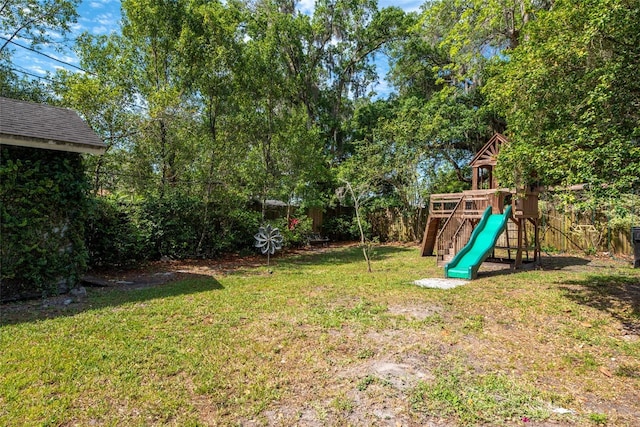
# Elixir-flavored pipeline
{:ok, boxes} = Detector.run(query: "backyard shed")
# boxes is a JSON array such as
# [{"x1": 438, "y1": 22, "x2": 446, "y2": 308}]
[
  {"x1": 0, "y1": 97, "x2": 105, "y2": 154},
  {"x1": 0, "y1": 97, "x2": 106, "y2": 300}
]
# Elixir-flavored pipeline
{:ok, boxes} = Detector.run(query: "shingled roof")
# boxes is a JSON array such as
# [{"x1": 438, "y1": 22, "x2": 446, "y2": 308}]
[{"x1": 0, "y1": 97, "x2": 105, "y2": 154}]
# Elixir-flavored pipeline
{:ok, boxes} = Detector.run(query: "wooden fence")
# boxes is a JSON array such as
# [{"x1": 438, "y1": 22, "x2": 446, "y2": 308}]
[
  {"x1": 538, "y1": 202, "x2": 635, "y2": 255},
  {"x1": 366, "y1": 205, "x2": 636, "y2": 256},
  {"x1": 367, "y1": 208, "x2": 429, "y2": 242},
  {"x1": 308, "y1": 199, "x2": 637, "y2": 256}
]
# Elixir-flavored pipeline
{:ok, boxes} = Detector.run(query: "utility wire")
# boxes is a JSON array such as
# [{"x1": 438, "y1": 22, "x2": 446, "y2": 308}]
[
  {"x1": 0, "y1": 35, "x2": 95, "y2": 75},
  {"x1": 7, "y1": 66, "x2": 59, "y2": 83}
]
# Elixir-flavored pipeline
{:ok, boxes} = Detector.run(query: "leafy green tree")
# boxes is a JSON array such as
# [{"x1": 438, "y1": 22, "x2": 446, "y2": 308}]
[
  {"x1": 55, "y1": 34, "x2": 140, "y2": 194},
  {"x1": 118, "y1": 0, "x2": 193, "y2": 196},
  {"x1": 486, "y1": 0, "x2": 640, "y2": 195},
  {"x1": 237, "y1": 2, "x2": 327, "y2": 216},
  {"x1": 378, "y1": 0, "x2": 507, "y2": 200}
]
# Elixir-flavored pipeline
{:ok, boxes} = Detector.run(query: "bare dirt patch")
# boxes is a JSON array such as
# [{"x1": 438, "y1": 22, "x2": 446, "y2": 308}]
[{"x1": 387, "y1": 303, "x2": 443, "y2": 320}]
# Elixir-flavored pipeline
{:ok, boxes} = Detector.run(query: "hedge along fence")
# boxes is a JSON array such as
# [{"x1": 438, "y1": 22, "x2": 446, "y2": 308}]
[
  {"x1": 1, "y1": 146, "x2": 89, "y2": 300},
  {"x1": 85, "y1": 196, "x2": 315, "y2": 268},
  {"x1": 85, "y1": 195, "x2": 263, "y2": 267}
]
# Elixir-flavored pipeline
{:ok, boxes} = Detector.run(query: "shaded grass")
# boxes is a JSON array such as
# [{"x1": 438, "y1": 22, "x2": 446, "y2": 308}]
[{"x1": 1, "y1": 245, "x2": 639, "y2": 426}]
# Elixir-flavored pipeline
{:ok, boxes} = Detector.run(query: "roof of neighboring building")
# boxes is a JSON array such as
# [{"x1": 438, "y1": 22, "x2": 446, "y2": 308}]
[{"x1": 0, "y1": 97, "x2": 106, "y2": 154}]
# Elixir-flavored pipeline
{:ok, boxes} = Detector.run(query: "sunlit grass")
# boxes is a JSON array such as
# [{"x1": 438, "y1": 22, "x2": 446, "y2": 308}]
[{"x1": 1, "y1": 245, "x2": 639, "y2": 425}]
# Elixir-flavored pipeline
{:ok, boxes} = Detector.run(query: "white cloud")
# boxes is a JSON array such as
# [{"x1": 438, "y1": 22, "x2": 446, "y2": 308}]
[
  {"x1": 372, "y1": 78, "x2": 393, "y2": 99},
  {"x1": 96, "y1": 13, "x2": 116, "y2": 25},
  {"x1": 52, "y1": 53, "x2": 79, "y2": 65},
  {"x1": 71, "y1": 22, "x2": 88, "y2": 33},
  {"x1": 88, "y1": 0, "x2": 118, "y2": 7},
  {"x1": 379, "y1": 0, "x2": 423, "y2": 13},
  {"x1": 92, "y1": 25, "x2": 109, "y2": 34},
  {"x1": 43, "y1": 29, "x2": 65, "y2": 41},
  {"x1": 24, "y1": 60, "x2": 48, "y2": 75},
  {"x1": 297, "y1": 0, "x2": 315, "y2": 15},
  {"x1": 74, "y1": 11, "x2": 119, "y2": 36}
]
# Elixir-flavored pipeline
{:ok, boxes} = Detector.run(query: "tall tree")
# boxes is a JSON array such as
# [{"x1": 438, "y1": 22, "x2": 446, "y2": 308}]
[
  {"x1": 239, "y1": 0, "x2": 328, "y2": 214},
  {"x1": 381, "y1": 4, "x2": 501, "y2": 192},
  {"x1": 120, "y1": 0, "x2": 191, "y2": 196},
  {"x1": 485, "y1": 0, "x2": 640, "y2": 194},
  {"x1": 0, "y1": 0, "x2": 79, "y2": 54},
  {"x1": 55, "y1": 34, "x2": 139, "y2": 194},
  {"x1": 178, "y1": 0, "x2": 245, "y2": 200},
  {"x1": 313, "y1": 1, "x2": 407, "y2": 159}
]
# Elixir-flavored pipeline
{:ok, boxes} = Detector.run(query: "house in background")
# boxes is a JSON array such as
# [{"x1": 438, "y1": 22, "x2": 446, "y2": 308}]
[{"x1": 0, "y1": 97, "x2": 106, "y2": 301}]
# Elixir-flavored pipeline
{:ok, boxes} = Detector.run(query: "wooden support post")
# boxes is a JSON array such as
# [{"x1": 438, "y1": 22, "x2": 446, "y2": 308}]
[
  {"x1": 505, "y1": 218, "x2": 512, "y2": 261},
  {"x1": 420, "y1": 216, "x2": 439, "y2": 257},
  {"x1": 533, "y1": 218, "x2": 540, "y2": 264},
  {"x1": 515, "y1": 218, "x2": 523, "y2": 268},
  {"x1": 524, "y1": 220, "x2": 530, "y2": 261}
]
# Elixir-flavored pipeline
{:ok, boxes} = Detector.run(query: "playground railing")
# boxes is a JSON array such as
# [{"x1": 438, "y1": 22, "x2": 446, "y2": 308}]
[{"x1": 432, "y1": 189, "x2": 527, "y2": 265}]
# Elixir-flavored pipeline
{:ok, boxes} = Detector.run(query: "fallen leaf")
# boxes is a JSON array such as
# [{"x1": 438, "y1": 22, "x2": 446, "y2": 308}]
[{"x1": 599, "y1": 367, "x2": 612, "y2": 377}]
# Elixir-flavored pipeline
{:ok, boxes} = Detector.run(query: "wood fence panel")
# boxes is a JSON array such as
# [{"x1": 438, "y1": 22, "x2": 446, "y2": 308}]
[
  {"x1": 307, "y1": 207, "x2": 323, "y2": 233},
  {"x1": 368, "y1": 203, "x2": 634, "y2": 255},
  {"x1": 316, "y1": 204, "x2": 635, "y2": 256},
  {"x1": 539, "y1": 204, "x2": 633, "y2": 255},
  {"x1": 368, "y1": 208, "x2": 428, "y2": 242}
]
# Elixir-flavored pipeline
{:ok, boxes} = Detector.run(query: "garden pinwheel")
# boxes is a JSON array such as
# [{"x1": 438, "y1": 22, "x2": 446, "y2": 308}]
[{"x1": 254, "y1": 224, "x2": 283, "y2": 265}]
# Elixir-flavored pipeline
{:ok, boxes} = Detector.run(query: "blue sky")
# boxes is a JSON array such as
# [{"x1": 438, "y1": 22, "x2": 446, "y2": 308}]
[{"x1": 10, "y1": 0, "x2": 424, "y2": 96}]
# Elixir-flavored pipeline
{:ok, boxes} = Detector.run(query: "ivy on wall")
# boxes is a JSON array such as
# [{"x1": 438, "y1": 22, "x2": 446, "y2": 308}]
[{"x1": 0, "y1": 146, "x2": 89, "y2": 300}]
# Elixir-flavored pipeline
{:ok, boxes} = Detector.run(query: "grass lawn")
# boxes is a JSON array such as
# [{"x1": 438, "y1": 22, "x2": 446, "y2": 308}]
[{"x1": 1, "y1": 244, "x2": 639, "y2": 426}]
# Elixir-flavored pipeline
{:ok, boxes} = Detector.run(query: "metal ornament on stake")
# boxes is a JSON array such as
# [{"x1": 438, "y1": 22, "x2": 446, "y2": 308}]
[{"x1": 254, "y1": 224, "x2": 283, "y2": 266}]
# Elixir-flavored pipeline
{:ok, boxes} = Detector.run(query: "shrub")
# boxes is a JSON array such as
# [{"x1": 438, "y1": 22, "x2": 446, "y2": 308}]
[
  {"x1": 140, "y1": 195, "x2": 203, "y2": 259},
  {"x1": 209, "y1": 208, "x2": 262, "y2": 256},
  {"x1": 321, "y1": 214, "x2": 369, "y2": 241},
  {"x1": 84, "y1": 195, "x2": 263, "y2": 267},
  {"x1": 85, "y1": 197, "x2": 152, "y2": 267},
  {"x1": 276, "y1": 216, "x2": 314, "y2": 248}
]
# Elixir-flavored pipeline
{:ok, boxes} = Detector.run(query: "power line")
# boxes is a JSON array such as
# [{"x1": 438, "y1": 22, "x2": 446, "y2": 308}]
[
  {"x1": 0, "y1": 35, "x2": 95, "y2": 76},
  {"x1": 7, "y1": 66, "x2": 59, "y2": 83}
]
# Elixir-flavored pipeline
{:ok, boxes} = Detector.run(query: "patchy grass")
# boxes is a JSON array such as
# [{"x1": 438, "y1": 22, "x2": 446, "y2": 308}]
[{"x1": 1, "y1": 245, "x2": 639, "y2": 426}]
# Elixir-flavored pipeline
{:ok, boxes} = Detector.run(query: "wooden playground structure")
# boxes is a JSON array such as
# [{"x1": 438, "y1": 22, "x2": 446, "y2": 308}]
[{"x1": 420, "y1": 133, "x2": 541, "y2": 269}]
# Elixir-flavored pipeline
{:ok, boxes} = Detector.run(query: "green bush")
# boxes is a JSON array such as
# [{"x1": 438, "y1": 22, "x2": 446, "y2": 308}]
[
  {"x1": 1, "y1": 146, "x2": 89, "y2": 298},
  {"x1": 85, "y1": 197, "x2": 152, "y2": 267},
  {"x1": 140, "y1": 196, "x2": 203, "y2": 259},
  {"x1": 84, "y1": 195, "x2": 263, "y2": 267},
  {"x1": 275, "y1": 216, "x2": 314, "y2": 248},
  {"x1": 209, "y1": 208, "x2": 262, "y2": 256},
  {"x1": 321, "y1": 214, "x2": 369, "y2": 241}
]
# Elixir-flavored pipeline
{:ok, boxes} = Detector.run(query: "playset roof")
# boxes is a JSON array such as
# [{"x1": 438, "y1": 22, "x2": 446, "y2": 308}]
[{"x1": 469, "y1": 132, "x2": 508, "y2": 168}]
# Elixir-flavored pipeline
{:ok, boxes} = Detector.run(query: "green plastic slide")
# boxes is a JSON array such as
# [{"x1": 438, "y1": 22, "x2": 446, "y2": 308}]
[{"x1": 444, "y1": 205, "x2": 512, "y2": 280}]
